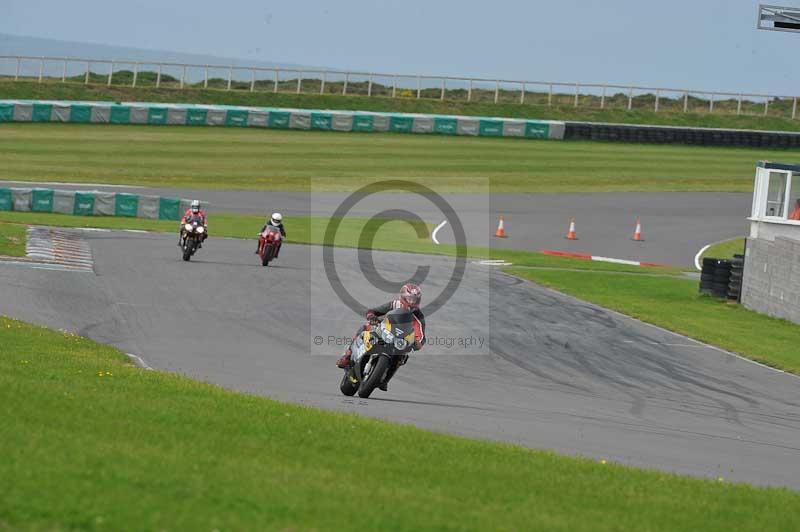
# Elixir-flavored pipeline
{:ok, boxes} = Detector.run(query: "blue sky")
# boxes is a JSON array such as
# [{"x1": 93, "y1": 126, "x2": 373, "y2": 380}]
[{"x1": 2, "y1": 0, "x2": 799, "y2": 94}]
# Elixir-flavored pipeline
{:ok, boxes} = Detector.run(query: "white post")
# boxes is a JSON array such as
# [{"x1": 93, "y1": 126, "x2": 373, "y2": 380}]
[
  {"x1": 107, "y1": 61, "x2": 113, "y2": 86},
  {"x1": 793, "y1": 97, "x2": 797, "y2": 120},
  {"x1": 600, "y1": 85, "x2": 606, "y2": 108},
  {"x1": 391, "y1": 75, "x2": 397, "y2": 98},
  {"x1": 368, "y1": 74, "x2": 373, "y2": 97},
  {"x1": 204, "y1": 65, "x2": 209, "y2": 88},
  {"x1": 574, "y1": 83, "x2": 579, "y2": 107},
  {"x1": 15, "y1": 57, "x2": 20, "y2": 81},
  {"x1": 132, "y1": 62, "x2": 138, "y2": 87},
  {"x1": 683, "y1": 92, "x2": 689, "y2": 112},
  {"x1": 180, "y1": 65, "x2": 186, "y2": 89},
  {"x1": 520, "y1": 82, "x2": 525, "y2": 104},
  {"x1": 440, "y1": 78, "x2": 445, "y2": 100},
  {"x1": 296, "y1": 72, "x2": 302, "y2": 94},
  {"x1": 156, "y1": 64, "x2": 162, "y2": 88},
  {"x1": 764, "y1": 99, "x2": 769, "y2": 116},
  {"x1": 62, "y1": 59, "x2": 67, "y2": 82},
  {"x1": 321, "y1": 71, "x2": 327, "y2": 95},
  {"x1": 709, "y1": 93, "x2": 714, "y2": 113},
  {"x1": 737, "y1": 94, "x2": 742, "y2": 115},
  {"x1": 227, "y1": 67, "x2": 232, "y2": 90},
  {"x1": 548, "y1": 83, "x2": 553, "y2": 106},
  {"x1": 468, "y1": 79, "x2": 473, "y2": 102},
  {"x1": 39, "y1": 57, "x2": 44, "y2": 83},
  {"x1": 627, "y1": 86, "x2": 633, "y2": 110},
  {"x1": 654, "y1": 89, "x2": 660, "y2": 112},
  {"x1": 274, "y1": 70, "x2": 279, "y2": 93},
  {"x1": 343, "y1": 72, "x2": 349, "y2": 95},
  {"x1": 416, "y1": 75, "x2": 421, "y2": 99},
  {"x1": 494, "y1": 80, "x2": 499, "y2": 103},
  {"x1": 85, "y1": 62, "x2": 91, "y2": 84},
  {"x1": 250, "y1": 69, "x2": 255, "y2": 92}
]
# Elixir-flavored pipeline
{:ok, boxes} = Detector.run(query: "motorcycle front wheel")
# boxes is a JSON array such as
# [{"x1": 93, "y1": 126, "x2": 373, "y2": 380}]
[
  {"x1": 357, "y1": 355, "x2": 390, "y2": 398},
  {"x1": 339, "y1": 369, "x2": 358, "y2": 396},
  {"x1": 182, "y1": 239, "x2": 194, "y2": 261}
]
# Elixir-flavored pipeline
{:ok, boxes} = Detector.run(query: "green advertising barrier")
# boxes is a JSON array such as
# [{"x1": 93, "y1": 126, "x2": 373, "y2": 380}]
[
  {"x1": 69, "y1": 105, "x2": 92, "y2": 123},
  {"x1": 525, "y1": 122, "x2": 550, "y2": 138},
  {"x1": 268, "y1": 111, "x2": 290, "y2": 129},
  {"x1": 110, "y1": 106, "x2": 131, "y2": 124},
  {"x1": 434, "y1": 117, "x2": 458, "y2": 135},
  {"x1": 31, "y1": 189, "x2": 54, "y2": 212},
  {"x1": 389, "y1": 115, "x2": 414, "y2": 133},
  {"x1": 0, "y1": 103, "x2": 14, "y2": 123},
  {"x1": 73, "y1": 192, "x2": 95, "y2": 216},
  {"x1": 115, "y1": 193, "x2": 139, "y2": 217},
  {"x1": 225, "y1": 109, "x2": 249, "y2": 127},
  {"x1": 0, "y1": 188, "x2": 11, "y2": 211},
  {"x1": 32, "y1": 103, "x2": 53, "y2": 122},
  {"x1": 148, "y1": 107, "x2": 169, "y2": 125},
  {"x1": 186, "y1": 108, "x2": 208, "y2": 125},
  {"x1": 311, "y1": 113, "x2": 333, "y2": 130},
  {"x1": 158, "y1": 197, "x2": 181, "y2": 221},
  {"x1": 479, "y1": 120, "x2": 504, "y2": 137},
  {"x1": 352, "y1": 114, "x2": 374, "y2": 132}
]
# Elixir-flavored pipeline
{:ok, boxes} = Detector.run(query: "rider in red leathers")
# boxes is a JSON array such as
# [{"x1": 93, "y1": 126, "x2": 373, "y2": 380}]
[
  {"x1": 179, "y1": 200, "x2": 208, "y2": 246},
  {"x1": 337, "y1": 283, "x2": 425, "y2": 391}
]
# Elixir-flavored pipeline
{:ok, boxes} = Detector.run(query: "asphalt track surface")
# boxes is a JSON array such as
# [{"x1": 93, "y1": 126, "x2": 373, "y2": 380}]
[
  {"x1": 2, "y1": 231, "x2": 799, "y2": 490},
  {"x1": 0, "y1": 181, "x2": 750, "y2": 267}
]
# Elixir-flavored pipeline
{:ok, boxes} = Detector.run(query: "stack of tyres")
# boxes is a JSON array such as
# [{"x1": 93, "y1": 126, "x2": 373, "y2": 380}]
[
  {"x1": 699, "y1": 258, "x2": 717, "y2": 294},
  {"x1": 728, "y1": 254, "x2": 745, "y2": 302},
  {"x1": 712, "y1": 259, "x2": 733, "y2": 298}
]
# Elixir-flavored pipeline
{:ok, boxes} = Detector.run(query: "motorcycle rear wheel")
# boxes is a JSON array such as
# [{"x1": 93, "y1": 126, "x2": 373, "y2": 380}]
[{"x1": 358, "y1": 355, "x2": 390, "y2": 398}]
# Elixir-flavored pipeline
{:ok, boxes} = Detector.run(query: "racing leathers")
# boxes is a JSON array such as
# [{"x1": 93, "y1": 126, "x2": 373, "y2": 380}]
[
  {"x1": 179, "y1": 209, "x2": 208, "y2": 246},
  {"x1": 337, "y1": 299, "x2": 426, "y2": 389}
]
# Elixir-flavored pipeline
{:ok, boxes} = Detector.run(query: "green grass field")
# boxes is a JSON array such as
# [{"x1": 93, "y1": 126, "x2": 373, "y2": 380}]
[
  {"x1": 0, "y1": 211, "x2": 680, "y2": 274},
  {"x1": 508, "y1": 268, "x2": 800, "y2": 373},
  {"x1": 5, "y1": 80, "x2": 800, "y2": 132},
  {"x1": 0, "y1": 222, "x2": 25, "y2": 256},
  {"x1": 0, "y1": 123, "x2": 793, "y2": 192},
  {"x1": 700, "y1": 237, "x2": 747, "y2": 261},
  {"x1": 2, "y1": 315, "x2": 798, "y2": 531}
]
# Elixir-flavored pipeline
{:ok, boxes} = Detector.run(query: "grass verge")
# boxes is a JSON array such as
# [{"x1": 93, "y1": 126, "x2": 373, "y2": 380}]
[
  {"x1": 0, "y1": 210, "x2": 680, "y2": 275},
  {"x1": 0, "y1": 123, "x2": 794, "y2": 192},
  {"x1": 0, "y1": 222, "x2": 25, "y2": 257},
  {"x1": 700, "y1": 237, "x2": 746, "y2": 261},
  {"x1": 2, "y1": 315, "x2": 799, "y2": 531},
  {"x1": 4, "y1": 80, "x2": 800, "y2": 132},
  {"x1": 508, "y1": 268, "x2": 800, "y2": 373}
]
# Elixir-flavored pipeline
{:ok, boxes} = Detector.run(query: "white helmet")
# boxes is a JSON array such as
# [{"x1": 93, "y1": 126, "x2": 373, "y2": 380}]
[
  {"x1": 270, "y1": 212, "x2": 283, "y2": 225},
  {"x1": 190, "y1": 199, "x2": 200, "y2": 213}
]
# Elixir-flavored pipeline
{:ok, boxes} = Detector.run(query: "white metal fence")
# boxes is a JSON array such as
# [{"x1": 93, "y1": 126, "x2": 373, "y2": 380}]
[{"x1": 1, "y1": 55, "x2": 798, "y2": 119}]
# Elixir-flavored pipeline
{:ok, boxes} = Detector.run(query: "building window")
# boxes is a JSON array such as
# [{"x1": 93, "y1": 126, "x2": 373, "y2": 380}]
[
  {"x1": 789, "y1": 173, "x2": 800, "y2": 221},
  {"x1": 766, "y1": 171, "x2": 788, "y2": 218}
]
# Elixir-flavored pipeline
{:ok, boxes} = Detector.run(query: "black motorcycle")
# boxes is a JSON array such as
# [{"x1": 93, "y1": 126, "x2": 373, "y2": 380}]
[
  {"x1": 340, "y1": 308, "x2": 416, "y2": 398},
  {"x1": 181, "y1": 219, "x2": 205, "y2": 261}
]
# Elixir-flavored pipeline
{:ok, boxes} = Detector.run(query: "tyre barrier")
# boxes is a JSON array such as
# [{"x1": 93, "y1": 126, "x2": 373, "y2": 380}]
[
  {"x1": 0, "y1": 186, "x2": 204, "y2": 221},
  {"x1": 564, "y1": 121, "x2": 800, "y2": 148},
  {"x1": 699, "y1": 257, "x2": 733, "y2": 299}
]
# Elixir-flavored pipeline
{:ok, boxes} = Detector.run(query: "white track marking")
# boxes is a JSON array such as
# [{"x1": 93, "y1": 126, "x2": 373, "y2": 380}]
[
  {"x1": 126, "y1": 353, "x2": 153, "y2": 370},
  {"x1": 431, "y1": 220, "x2": 448, "y2": 245},
  {"x1": 694, "y1": 244, "x2": 711, "y2": 271}
]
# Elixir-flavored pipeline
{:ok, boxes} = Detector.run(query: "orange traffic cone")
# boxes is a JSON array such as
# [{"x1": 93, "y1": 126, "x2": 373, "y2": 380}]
[
  {"x1": 632, "y1": 217, "x2": 644, "y2": 241},
  {"x1": 566, "y1": 217, "x2": 577, "y2": 240},
  {"x1": 494, "y1": 216, "x2": 507, "y2": 238}
]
